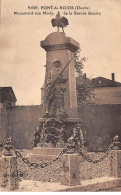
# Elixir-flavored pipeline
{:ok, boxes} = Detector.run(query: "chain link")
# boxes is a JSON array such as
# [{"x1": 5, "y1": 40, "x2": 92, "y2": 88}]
[
  {"x1": 75, "y1": 141, "x2": 115, "y2": 163},
  {"x1": 12, "y1": 145, "x2": 67, "y2": 168}
]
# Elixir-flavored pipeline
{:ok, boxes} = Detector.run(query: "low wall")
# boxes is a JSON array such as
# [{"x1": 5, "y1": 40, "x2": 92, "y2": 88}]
[{"x1": 1, "y1": 104, "x2": 121, "y2": 151}]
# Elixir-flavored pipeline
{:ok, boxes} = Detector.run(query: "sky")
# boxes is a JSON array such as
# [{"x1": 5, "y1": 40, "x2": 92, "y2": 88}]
[{"x1": 0, "y1": 0, "x2": 121, "y2": 105}]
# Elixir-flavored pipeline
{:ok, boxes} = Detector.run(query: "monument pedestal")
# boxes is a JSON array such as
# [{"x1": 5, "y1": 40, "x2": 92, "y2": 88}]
[{"x1": 31, "y1": 147, "x2": 63, "y2": 161}]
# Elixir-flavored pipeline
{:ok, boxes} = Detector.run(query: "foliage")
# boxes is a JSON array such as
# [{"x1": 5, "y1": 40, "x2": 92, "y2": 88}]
[
  {"x1": 76, "y1": 77, "x2": 95, "y2": 104},
  {"x1": 74, "y1": 49, "x2": 87, "y2": 76},
  {"x1": 74, "y1": 49, "x2": 95, "y2": 104}
]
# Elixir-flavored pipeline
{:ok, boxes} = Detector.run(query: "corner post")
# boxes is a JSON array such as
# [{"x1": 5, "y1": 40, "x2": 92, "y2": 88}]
[
  {"x1": 110, "y1": 135, "x2": 121, "y2": 178},
  {"x1": 0, "y1": 138, "x2": 19, "y2": 191}
]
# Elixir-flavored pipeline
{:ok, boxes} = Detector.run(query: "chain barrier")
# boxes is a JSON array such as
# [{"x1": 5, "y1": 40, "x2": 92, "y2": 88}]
[
  {"x1": 10, "y1": 140, "x2": 116, "y2": 171},
  {"x1": 11, "y1": 140, "x2": 115, "y2": 169},
  {"x1": 12, "y1": 145, "x2": 68, "y2": 168},
  {"x1": 1, "y1": 136, "x2": 119, "y2": 184},
  {"x1": 75, "y1": 141, "x2": 115, "y2": 163}
]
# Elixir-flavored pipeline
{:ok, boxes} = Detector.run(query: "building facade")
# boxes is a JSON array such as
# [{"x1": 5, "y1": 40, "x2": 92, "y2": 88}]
[{"x1": 91, "y1": 73, "x2": 121, "y2": 104}]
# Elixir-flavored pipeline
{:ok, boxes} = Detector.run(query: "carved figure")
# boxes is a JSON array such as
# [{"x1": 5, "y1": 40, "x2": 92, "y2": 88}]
[
  {"x1": 51, "y1": 12, "x2": 69, "y2": 32},
  {"x1": 67, "y1": 123, "x2": 85, "y2": 151},
  {"x1": 3, "y1": 137, "x2": 13, "y2": 156},
  {"x1": 113, "y1": 135, "x2": 119, "y2": 141},
  {"x1": 112, "y1": 135, "x2": 121, "y2": 150},
  {"x1": 45, "y1": 74, "x2": 68, "y2": 118},
  {"x1": 43, "y1": 118, "x2": 62, "y2": 147},
  {"x1": 33, "y1": 126, "x2": 41, "y2": 147},
  {"x1": 61, "y1": 125, "x2": 68, "y2": 143}
]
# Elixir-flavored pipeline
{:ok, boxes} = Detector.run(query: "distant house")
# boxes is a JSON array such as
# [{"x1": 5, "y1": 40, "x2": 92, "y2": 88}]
[
  {"x1": 92, "y1": 73, "x2": 121, "y2": 104},
  {"x1": 0, "y1": 87, "x2": 17, "y2": 108},
  {"x1": 76, "y1": 73, "x2": 121, "y2": 105}
]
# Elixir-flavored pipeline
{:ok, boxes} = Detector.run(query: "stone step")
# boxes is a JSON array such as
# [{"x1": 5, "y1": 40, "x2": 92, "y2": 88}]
[
  {"x1": 32, "y1": 147, "x2": 62, "y2": 155},
  {"x1": 31, "y1": 154, "x2": 59, "y2": 161}
]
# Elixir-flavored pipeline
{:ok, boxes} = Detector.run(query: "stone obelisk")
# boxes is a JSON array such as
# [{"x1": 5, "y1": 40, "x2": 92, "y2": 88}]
[{"x1": 41, "y1": 32, "x2": 80, "y2": 120}]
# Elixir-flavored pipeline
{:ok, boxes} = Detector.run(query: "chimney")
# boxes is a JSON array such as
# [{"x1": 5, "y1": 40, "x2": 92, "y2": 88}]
[
  {"x1": 111, "y1": 73, "x2": 115, "y2": 81},
  {"x1": 83, "y1": 73, "x2": 86, "y2": 78}
]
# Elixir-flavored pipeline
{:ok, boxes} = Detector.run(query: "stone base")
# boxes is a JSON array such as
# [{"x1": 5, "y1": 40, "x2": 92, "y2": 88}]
[
  {"x1": 39, "y1": 117, "x2": 82, "y2": 123},
  {"x1": 31, "y1": 147, "x2": 63, "y2": 161},
  {"x1": 32, "y1": 147, "x2": 62, "y2": 155},
  {"x1": 38, "y1": 117, "x2": 83, "y2": 145},
  {"x1": 0, "y1": 156, "x2": 19, "y2": 191},
  {"x1": 31, "y1": 154, "x2": 60, "y2": 161}
]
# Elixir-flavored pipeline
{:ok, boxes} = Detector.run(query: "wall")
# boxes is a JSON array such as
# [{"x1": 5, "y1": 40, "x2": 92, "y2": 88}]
[
  {"x1": 92, "y1": 87, "x2": 121, "y2": 104},
  {"x1": 6, "y1": 105, "x2": 43, "y2": 149},
  {"x1": 79, "y1": 104, "x2": 121, "y2": 152},
  {"x1": 1, "y1": 103, "x2": 121, "y2": 151}
]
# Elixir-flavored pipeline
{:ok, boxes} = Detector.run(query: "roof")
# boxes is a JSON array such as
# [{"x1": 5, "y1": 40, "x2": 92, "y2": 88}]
[
  {"x1": 0, "y1": 87, "x2": 17, "y2": 102},
  {"x1": 76, "y1": 75, "x2": 121, "y2": 88},
  {"x1": 92, "y1": 77, "x2": 121, "y2": 88},
  {"x1": 76, "y1": 75, "x2": 90, "y2": 85}
]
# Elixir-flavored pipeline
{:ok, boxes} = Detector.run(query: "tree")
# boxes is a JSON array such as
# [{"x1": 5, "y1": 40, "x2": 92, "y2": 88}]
[{"x1": 74, "y1": 49, "x2": 95, "y2": 104}]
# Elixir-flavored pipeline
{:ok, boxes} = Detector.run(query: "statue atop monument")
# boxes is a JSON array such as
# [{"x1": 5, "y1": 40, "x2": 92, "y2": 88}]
[{"x1": 51, "y1": 12, "x2": 69, "y2": 33}]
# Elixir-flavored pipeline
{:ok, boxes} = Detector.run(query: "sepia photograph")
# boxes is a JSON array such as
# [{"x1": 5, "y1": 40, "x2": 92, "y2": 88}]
[{"x1": 0, "y1": 0, "x2": 121, "y2": 192}]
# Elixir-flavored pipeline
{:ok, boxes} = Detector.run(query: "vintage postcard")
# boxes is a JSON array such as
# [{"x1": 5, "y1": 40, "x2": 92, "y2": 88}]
[{"x1": 0, "y1": 0, "x2": 121, "y2": 192}]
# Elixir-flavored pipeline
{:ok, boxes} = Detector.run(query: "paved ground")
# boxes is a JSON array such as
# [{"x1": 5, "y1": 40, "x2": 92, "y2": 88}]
[{"x1": 1, "y1": 177, "x2": 121, "y2": 192}]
